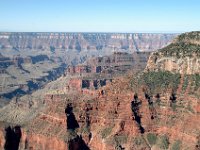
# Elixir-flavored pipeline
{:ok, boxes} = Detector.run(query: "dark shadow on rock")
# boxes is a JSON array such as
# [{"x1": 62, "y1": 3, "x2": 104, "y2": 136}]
[
  {"x1": 131, "y1": 94, "x2": 145, "y2": 134},
  {"x1": 145, "y1": 93, "x2": 153, "y2": 106},
  {"x1": 170, "y1": 93, "x2": 177, "y2": 110},
  {"x1": 115, "y1": 145, "x2": 125, "y2": 150},
  {"x1": 170, "y1": 93, "x2": 177, "y2": 103},
  {"x1": 65, "y1": 103, "x2": 79, "y2": 130},
  {"x1": 68, "y1": 135, "x2": 90, "y2": 150},
  {"x1": 145, "y1": 93, "x2": 157, "y2": 120},
  {"x1": 4, "y1": 126, "x2": 22, "y2": 150},
  {"x1": 155, "y1": 93, "x2": 161, "y2": 105}
]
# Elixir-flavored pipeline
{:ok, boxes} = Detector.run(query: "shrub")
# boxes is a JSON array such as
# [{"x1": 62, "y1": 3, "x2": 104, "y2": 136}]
[
  {"x1": 114, "y1": 135, "x2": 128, "y2": 145},
  {"x1": 105, "y1": 134, "x2": 128, "y2": 146},
  {"x1": 171, "y1": 103, "x2": 177, "y2": 111},
  {"x1": 158, "y1": 135, "x2": 170, "y2": 149},
  {"x1": 80, "y1": 126, "x2": 90, "y2": 134},
  {"x1": 66, "y1": 129, "x2": 78, "y2": 141},
  {"x1": 133, "y1": 136, "x2": 144, "y2": 146},
  {"x1": 171, "y1": 140, "x2": 181, "y2": 150},
  {"x1": 146, "y1": 133, "x2": 157, "y2": 146},
  {"x1": 100, "y1": 126, "x2": 114, "y2": 139}
]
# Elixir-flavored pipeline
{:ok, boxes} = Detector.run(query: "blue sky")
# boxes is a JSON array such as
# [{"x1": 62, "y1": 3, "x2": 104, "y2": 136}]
[{"x1": 0, "y1": 0, "x2": 199, "y2": 33}]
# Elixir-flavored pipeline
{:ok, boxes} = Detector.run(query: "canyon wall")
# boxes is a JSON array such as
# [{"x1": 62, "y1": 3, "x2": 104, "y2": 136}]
[{"x1": 0, "y1": 32, "x2": 177, "y2": 52}]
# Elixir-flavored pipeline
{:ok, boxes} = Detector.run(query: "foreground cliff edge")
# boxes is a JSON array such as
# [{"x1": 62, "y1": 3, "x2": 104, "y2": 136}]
[{"x1": 0, "y1": 31, "x2": 200, "y2": 149}]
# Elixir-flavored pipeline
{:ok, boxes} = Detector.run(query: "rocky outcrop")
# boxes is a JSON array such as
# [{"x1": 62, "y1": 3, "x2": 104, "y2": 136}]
[
  {"x1": 146, "y1": 31, "x2": 200, "y2": 74},
  {"x1": 146, "y1": 54, "x2": 200, "y2": 74}
]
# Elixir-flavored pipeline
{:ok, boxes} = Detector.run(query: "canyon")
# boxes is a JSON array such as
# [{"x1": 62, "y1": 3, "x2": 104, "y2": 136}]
[
  {"x1": 0, "y1": 32, "x2": 177, "y2": 103},
  {"x1": 1, "y1": 32, "x2": 200, "y2": 149}
]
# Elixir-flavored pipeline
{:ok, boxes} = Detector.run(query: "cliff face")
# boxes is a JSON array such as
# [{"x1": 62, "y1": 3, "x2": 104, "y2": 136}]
[
  {"x1": 0, "y1": 32, "x2": 177, "y2": 52},
  {"x1": 146, "y1": 31, "x2": 200, "y2": 74}
]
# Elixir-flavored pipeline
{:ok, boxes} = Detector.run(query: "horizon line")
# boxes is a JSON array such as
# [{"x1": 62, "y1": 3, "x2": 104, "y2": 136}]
[{"x1": 0, "y1": 31, "x2": 185, "y2": 34}]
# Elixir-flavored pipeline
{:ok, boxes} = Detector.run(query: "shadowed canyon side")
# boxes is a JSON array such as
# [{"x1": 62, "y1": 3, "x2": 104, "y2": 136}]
[
  {"x1": 4, "y1": 126, "x2": 22, "y2": 150},
  {"x1": 1, "y1": 31, "x2": 200, "y2": 150}
]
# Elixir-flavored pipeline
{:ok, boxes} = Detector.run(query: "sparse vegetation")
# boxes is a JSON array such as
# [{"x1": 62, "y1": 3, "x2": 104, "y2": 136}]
[
  {"x1": 182, "y1": 76, "x2": 189, "y2": 92},
  {"x1": 177, "y1": 31, "x2": 200, "y2": 42},
  {"x1": 187, "y1": 101, "x2": 195, "y2": 113},
  {"x1": 158, "y1": 32, "x2": 200, "y2": 58},
  {"x1": 159, "y1": 42, "x2": 200, "y2": 58},
  {"x1": 191, "y1": 74, "x2": 200, "y2": 91},
  {"x1": 131, "y1": 71, "x2": 181, "y2": 94}
]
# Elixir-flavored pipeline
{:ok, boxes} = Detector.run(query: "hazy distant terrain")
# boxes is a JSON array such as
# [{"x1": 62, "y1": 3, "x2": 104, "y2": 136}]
[
  {"x1": 0, "y1": 32, "x2": 177, "y2": 103},
  {"x1": 0, "y1": 32, "x2": 177, "y2": 52}
]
